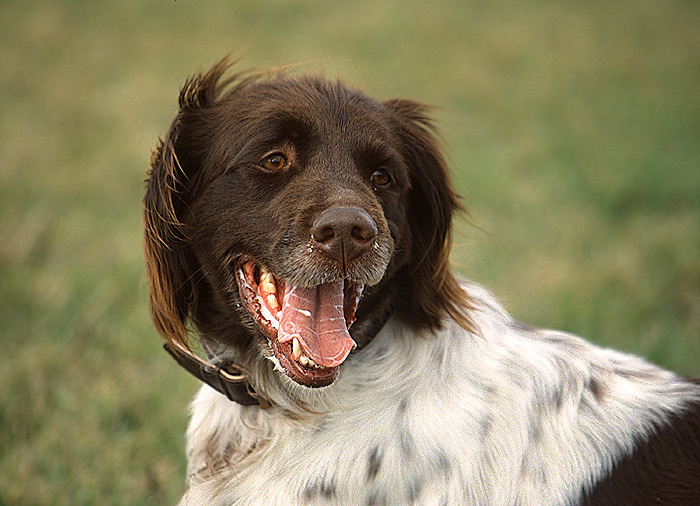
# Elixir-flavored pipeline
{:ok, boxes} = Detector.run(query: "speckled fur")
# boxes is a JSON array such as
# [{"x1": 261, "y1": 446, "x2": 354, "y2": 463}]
[{"x1": 179, "y1": 282, "x2": 700, "y2": 506}]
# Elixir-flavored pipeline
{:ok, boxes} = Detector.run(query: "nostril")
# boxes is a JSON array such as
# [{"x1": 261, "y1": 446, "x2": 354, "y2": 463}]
[
  {"x1": 312, "y1": 225, "x2": 335, "y2": 244},
  {"x1": 351, "y1": 223, "x2": 376, "y2": 244}
]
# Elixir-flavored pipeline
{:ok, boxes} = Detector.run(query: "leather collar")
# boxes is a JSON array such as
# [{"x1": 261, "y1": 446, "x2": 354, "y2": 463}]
[{"x1": 163, "y1": 341, "x2": 268, "y2": 407}]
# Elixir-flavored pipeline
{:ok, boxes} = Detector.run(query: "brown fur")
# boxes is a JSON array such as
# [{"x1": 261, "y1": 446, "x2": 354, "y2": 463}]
[{"x1": 144, "y1": 57, "x2": 475, "y2": 361}]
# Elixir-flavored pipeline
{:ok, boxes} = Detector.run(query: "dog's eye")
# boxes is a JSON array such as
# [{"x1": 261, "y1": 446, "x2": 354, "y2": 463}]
[
  {"x1": 260, "y1": 153, "x2": 288, "y2": 171},
  {"x1": 371, "y1": 170, "x2": 391, "y2": 188}
]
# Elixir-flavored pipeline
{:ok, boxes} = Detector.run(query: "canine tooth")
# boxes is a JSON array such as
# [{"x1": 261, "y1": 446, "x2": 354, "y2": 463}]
[
  {"x1": 266, "y1": 293, "x2": 280, "y2": 309},
  {"x1": 261, "y1": 273, "x2": 276, "y2": 293},
  {"x1": 292, "y1": 338, "x2": 302, "y2": 360},
  {"x1": 256, "y1": 294, "x2": 280, "y2": 329},
  {"x1": 299, "y1": 354, "x2": 309, "y2": 366}
]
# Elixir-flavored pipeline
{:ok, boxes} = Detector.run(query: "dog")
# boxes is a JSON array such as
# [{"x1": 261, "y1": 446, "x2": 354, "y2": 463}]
[{"x1": 144, "y1": 58, "x2": 700, "y2": 506}]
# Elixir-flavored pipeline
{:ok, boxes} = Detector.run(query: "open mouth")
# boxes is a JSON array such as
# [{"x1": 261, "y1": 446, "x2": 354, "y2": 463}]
[{"x1": 235, "y1": 259, "x2": 363, "y2": 387}]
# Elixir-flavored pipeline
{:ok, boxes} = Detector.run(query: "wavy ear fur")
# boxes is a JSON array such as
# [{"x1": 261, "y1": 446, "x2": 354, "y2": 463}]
[
  {"x1": 143, "y1": 58, "x2": 245, "y2": 348},
  {"x1": 385, "y1": 98, "x2": 476, "y2": 334},
  {"x1": 144, "y1": 132, "x2": 196, "y2": 348}
]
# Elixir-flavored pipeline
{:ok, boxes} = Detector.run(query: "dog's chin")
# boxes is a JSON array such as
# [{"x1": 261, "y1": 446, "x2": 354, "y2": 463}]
[
  {"x1": 234, "y1": 258, "x2": 365, "y2": 388},
  {"x1": 267, "y1": 335, "x2": 340, "y2": 388}
]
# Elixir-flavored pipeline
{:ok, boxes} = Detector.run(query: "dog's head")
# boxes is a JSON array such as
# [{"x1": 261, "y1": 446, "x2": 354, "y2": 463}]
[{"x1": 144, "y1": 59, "x2": 473, "y2": 390}]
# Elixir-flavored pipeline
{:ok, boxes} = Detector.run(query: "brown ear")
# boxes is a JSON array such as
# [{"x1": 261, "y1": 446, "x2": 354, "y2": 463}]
[
  {"x1": 143, "y1": 127, "x2": 199, "y2": 348},
  {"x1": 385, "y1": 98, "x2": 476, "y2": 333},
  {"x1": 143, "y1": 58, "x2": 238, "y2": 348},
  {"x1": 144, "y1": 59, "x2": 282, "y2": 348}
]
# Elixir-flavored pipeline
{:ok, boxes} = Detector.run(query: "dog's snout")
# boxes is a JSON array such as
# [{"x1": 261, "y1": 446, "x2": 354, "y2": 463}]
[{"x1": 312, "y1": 207, "x2": 378, "y2": 265}]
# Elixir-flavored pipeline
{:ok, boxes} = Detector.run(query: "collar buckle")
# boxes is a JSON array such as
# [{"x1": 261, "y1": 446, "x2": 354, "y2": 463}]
[{"x1": 163, "y1": 342, "x2": 267, "y2": 407}]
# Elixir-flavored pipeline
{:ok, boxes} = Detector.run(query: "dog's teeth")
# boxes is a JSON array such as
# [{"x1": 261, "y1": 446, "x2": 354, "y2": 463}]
[
  {"x1": 291, "y1": 337, "x2": 324, "y2": 369},
  {"x1": 266, "y1": 293, "x2": 280, "y2": 309},
  {"x1": 292, "y1": 338, "x2": 303, "y2": 360},
  {"x1": 291, "y1": 340, "x2": 323, "y2": 369},
  {"x1": 261, "y1": 272, "x2": 277, "y2": 293}
]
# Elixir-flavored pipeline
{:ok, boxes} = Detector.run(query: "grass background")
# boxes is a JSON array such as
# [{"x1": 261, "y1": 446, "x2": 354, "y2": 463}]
[{"x1": 1, "y1": 0, "x2": 699, "y2": 504}]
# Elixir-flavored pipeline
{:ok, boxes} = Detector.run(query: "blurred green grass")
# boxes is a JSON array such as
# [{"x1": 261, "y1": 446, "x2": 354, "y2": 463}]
[{"x1": 1, "y1": 0, "x2": 698, "y2": 504}]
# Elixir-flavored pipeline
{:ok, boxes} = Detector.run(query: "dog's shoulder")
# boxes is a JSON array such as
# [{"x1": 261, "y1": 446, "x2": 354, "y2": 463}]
[{"x1": 462, "y1": 280, "x2": 700, "y2": 505}]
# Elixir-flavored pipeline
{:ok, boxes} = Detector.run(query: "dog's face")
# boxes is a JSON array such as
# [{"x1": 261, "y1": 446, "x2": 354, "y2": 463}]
[
  {"x1": 189, "y1": 77, "x2": 410, "y2": 387},
  {"x1": 145, "y1": 60, "x2": 472, "y2": 389}
]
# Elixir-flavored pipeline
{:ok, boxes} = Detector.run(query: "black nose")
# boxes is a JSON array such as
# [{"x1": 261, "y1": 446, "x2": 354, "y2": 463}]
[{"x1": 311, "y1": 207, "x2": 378, "y2": 265}]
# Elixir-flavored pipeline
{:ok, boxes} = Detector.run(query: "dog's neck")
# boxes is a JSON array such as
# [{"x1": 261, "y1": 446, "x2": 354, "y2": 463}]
[
  {"x1": 171, "y1": 273, "x2": 400, "y2": 405},
  {"x1": 350, "y1": 291, "x2": 394, "y2": 350},
  {"x1": 164, "y1": 295, "x2": 394, "y2": 407}
]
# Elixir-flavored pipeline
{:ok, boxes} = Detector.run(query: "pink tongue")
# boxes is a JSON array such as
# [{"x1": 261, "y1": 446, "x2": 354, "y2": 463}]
[{"x1": 277, "y1": 281, "x2": 356, "y2": 368}]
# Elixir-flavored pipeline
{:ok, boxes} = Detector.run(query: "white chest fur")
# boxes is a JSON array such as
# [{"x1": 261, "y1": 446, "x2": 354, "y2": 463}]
[{"x1": 180, "y1": 282, "x2": 697, "y2": 506}]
